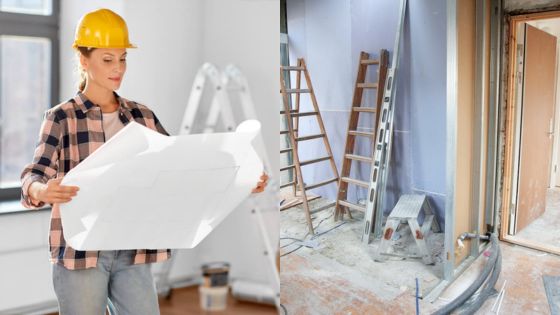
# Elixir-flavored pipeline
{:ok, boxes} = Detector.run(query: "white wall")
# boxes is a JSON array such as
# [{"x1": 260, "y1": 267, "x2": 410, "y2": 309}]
[{"x1": 1, "y1": 0, "x2": 278, "y2": 312}]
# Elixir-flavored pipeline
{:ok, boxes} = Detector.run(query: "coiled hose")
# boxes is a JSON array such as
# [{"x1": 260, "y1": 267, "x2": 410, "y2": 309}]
[{"x1": 432, "y1": 233, "x2": 501, "y2": 315}]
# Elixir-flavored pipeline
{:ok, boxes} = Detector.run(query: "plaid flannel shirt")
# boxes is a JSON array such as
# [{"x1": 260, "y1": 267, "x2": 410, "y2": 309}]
[{"x1": 20, "y1": 91, "x2": 171, "y2": 270}]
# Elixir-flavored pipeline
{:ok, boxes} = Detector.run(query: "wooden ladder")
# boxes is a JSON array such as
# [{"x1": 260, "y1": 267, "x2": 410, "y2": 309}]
[
  {"x1": 279, "y1": 58, "x2": 340, "y2": 235},
  {"x1": 334, "y1": 50, "x2": 389, "y2": 221}
]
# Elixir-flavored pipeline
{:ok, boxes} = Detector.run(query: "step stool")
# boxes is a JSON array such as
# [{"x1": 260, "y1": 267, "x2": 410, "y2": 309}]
[{"x1": 375, "y1": 194, "x2": 440, "y2": 264}]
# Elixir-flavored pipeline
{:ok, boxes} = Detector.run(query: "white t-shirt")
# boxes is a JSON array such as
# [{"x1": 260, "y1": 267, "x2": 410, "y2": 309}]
[{"x1": 102, "y1": 111, "x2": 125, "y2": 141}]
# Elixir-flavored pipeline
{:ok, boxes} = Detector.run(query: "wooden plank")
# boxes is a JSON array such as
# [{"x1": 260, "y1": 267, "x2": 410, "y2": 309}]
[
  {"x1": 353, "y1": 107, "x2": 376, "y2": 113},
  {"x1": 280, "y1": 164, "x2": 295, "y2": 172},
  {"x1": 339, "y1": 200, "x2": 366, "y2": 212},
  {"x1": 285, "y1": 89, "x2": 310, "y2": 94},
  {"x1": 455, "y1": 0, "x2": 475, "y2": 267},
  {"x1": 291, "y1": 111, "x2": 318, "y2": 117},
  {"x1": 345, "y1": 154, "x2": 373, "y2": 163},
  {"x1": 300, "y1": 156, "x2": 331, "y2": 166},
  {"x1": 357, "y1": 83, "x2": 378, "y2": 89},
  {"x1": 341, "y1": 176, "x2": 369, "y2": 188},
  {"x1": 305, "y1": 178, "x2": 339, "y2": 191},
  {"x1": 295, "y1": 134, "x2": 324, "y2": 141},
  {"x1": 361, "y1": 59, "x2": 379, "y2": 65},
  {"x1": 281, "y1": 66, "x2": 305, "y2": 71},
  {"x1": 348, "y1": 130, "x2": 375, "y2": 138}
]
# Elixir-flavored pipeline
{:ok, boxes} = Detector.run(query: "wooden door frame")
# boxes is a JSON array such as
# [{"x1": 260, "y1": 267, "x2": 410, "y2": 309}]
[{"x1": 501, "y1": 10, "x2": 560, "y2": 255}]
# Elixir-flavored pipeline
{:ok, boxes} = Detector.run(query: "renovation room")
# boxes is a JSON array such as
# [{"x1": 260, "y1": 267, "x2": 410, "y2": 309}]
[
  {"x1": 280, "y1": 0, "x2": 560, "y2": 314},
  {"x1": 0, "y1": 0, "x2": 278, "y2": 314}
]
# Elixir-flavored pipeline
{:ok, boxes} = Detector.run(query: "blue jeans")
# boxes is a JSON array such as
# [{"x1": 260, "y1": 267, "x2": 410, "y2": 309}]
[{"x1": 52, "y1": 250, "x2": 160, "y2": 315}]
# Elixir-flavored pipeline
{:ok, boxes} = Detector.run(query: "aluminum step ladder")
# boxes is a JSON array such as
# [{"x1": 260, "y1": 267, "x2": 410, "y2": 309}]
[
  {"x1": 156, "y1": 63, "x2": 279, "y2": 309},
  {"x1": 375, "y1": 194, "x2": 440, "y2": 264}
]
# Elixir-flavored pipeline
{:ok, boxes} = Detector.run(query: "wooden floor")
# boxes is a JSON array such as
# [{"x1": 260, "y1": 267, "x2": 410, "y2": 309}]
[{"x1": 159, "y1": 286, "x2": 276, "y2": 315}]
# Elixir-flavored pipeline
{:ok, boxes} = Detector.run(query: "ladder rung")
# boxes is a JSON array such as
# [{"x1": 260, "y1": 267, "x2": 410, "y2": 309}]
[
  {"x1": 357, "y1": 83, "x2": 378, "y2": 89},
  {"x1": 285, "y1": 89, "x2": 311, "y2": 94},
  {"x1": 341, "y1": 177, "x2": 369, "y2": 188},
  {"x1": 353, "y1": 107, "x2": 376, "y2": 113},
  {"x1": 345, "y1": 154, "x2": 373, "y2": 163},
  {"x1": 300, "y1": 156, "x2": 331, "y2": 166},
  {"x1": 281, "y1": 66, "x2": 305, "y2": 71},
  {"x1": 280, "y1": 164, "x2": 295, "y2": 172},
  {"x1": 348, "y1": 130, "x2": 375, "y2": 138},
  {"x1": 280, "y1": 129, "x2": 298, "y2": 135},
  {"x1": 280, "y1": 181, "x2": 296, "y2": 188},
  {"x1": 280, "y1": 109, "x2": 298, "y2": 115},
  {"x1": 280, "y1": 147, "x2": 293, "y2": 154},
  {"x1": 296, "y1": 134, "x2": 325, "y2": 141},
  {"x1": 310, "y1": 201, "x2": 336, "y2": 214},
  {"x1": 292, "y1": 111, "x2": 318, "y2": 117},
  {"x1": 339, "y1": 200, "x2": 366, "y2": 212},
  {"x1": 361, "y1": 59, "x2": 380, "y2": 65},
  {"x1": 305, "y1": 178, "x2": 339, "y2": 190}
]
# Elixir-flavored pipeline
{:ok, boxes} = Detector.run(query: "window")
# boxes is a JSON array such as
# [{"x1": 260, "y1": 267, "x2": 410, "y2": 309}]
[{"x1": 0, "y1": 0, "x2": 59, "y2": 201}]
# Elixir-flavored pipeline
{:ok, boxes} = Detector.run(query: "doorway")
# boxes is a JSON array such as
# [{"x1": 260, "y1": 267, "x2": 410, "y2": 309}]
[{"x1": 502, "y1": 11, "x2": 560, "y2": 254}]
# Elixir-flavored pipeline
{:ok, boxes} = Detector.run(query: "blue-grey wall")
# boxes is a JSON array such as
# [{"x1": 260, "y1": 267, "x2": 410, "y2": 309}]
[{"x1": 286, "y1": 0, "x2": 447, "y2": 227}]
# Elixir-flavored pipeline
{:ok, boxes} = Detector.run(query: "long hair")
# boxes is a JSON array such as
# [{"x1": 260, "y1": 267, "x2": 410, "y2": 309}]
[{"x1": 76, "y1": 47, "x2": 95, "y2": 92}]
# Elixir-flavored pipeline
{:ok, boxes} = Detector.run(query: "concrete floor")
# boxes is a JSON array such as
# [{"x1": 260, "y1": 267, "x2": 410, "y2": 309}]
[
  {"x1": 280, "y1": 196, "x2": 560, "y2": 314},
  {"x1": 511, "y1": 188, "x2": 560, "y2": 251}
]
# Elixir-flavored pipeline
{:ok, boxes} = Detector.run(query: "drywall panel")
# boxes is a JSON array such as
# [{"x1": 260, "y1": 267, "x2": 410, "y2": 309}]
[
  {"x1": 286, "y1": 0, "x2": 448, "y2": 226},
  {"x1": 454, "y1": 0, "x2": 476, "y2": 265}
]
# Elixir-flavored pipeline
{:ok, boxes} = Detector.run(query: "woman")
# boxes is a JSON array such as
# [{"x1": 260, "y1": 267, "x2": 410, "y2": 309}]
[{"x1": 20, "y1": 8, "x2": 268, "y2": 315}]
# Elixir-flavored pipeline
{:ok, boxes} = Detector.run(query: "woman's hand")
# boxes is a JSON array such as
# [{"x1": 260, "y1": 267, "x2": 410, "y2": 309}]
[
  {"x1": 30, "y1": 177, "x2": 79, "y2": 204},
  {"x1": 251, "y1": 172, "x2": 269, "y2": 193}
]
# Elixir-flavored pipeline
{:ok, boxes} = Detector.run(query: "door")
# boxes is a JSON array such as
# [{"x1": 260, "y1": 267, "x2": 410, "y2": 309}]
[{"x1": 514, "y1": 23, "x2": 557, "y2": 233}]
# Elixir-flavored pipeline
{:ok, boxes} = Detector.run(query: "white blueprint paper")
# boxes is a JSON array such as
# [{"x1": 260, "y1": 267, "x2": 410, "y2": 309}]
[{"x1": 59, "y1": 120, "x2": 263, "y2": 250}]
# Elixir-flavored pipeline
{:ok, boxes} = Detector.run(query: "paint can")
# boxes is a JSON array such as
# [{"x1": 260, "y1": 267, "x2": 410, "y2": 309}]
[{"x1": 199, "y1": 262, "x2": 230, "y2": 311}]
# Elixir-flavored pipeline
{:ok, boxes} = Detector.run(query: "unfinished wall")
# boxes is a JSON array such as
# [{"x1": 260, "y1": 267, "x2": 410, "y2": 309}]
[{"x1": 286, "y1": 0, "x2": 447, "y2": 226}]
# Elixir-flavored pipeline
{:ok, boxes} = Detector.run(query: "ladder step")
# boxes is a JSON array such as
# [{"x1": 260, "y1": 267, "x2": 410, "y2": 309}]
[
  {"x1": 285, "y1": 89, "x2": 311, "y2": 94},
  {"x1": 310, "y1": 201, "x2": 337, "y2": 214},
  {"x1": 296, "y1": 134, "x2": 325, "y2": 141},
  {"x1": 305, "y1": 178, "x2": 339, "y2": 191},
  {"x1": 292, "y1": 111, "x2": 318, "y2": 117},
  {"x1": 357, "y1": 83, "x2": 378, "y2": 89},
  {"x1": 339, "y1": 200, "x2": 366, "y2": 212},
  {"x1": 341, "y1": 177, "x2": 369, "y2": 188},
  {"x1": 280, "y1": 147, "x2": 293, "y2": 154},
  {"x1": 353, "y1": 107, "x2": 376, "y2": 113},
  {"x1": 281, "y1": 66, "x2": 305, "y2": 71},
  {"x1": 280, "y1": 181, "x2": 296, "y2": 189},
  {"x1": 280, "y1": 164, "x2": 295, "y2": 172},
  {"x1": 300, "y1": 156, "x2": 331, "y2": 166},
  {"x1": 280, "y1": 109, "x2": 298, "y2": 115},
  {"x1": 361, "y1": 59, "x2": 380, "y2": 65},
  {"x1": 345, "y1": 154, "x2": 373, "y2": 163},
  {"x1": 348, "y1": 130, "x2": 375, "y2": 138},
  {"x1": 280, "y1": 129, "x2": 298, "y2": 135}
]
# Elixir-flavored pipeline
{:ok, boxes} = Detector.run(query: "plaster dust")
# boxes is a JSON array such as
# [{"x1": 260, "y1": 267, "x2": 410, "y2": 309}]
[
  {"x1": 511, "y1": 187, "x2": 560, "y2": 249},
  {"x1": 280, "y1": 191, "x2": 444, "y2": 314},
  {"x1": 280, "y1": 190, "x2": 560, "y2": 314}
]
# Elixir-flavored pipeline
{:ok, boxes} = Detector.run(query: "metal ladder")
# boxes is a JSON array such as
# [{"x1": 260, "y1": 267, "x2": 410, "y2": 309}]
[
  {"x1": 376, "y1": 194, "x2": 440, "y2": 264},
  {"x1": 158, "y1": 63, "x2": 279, "y2": 309},
  {"x1": 280, "y1": 58, "x2": 340, "y2": 235},
  {"x1": 334, "y1": 50, "x2": 389, "y2": 221},
  {"x1": 362, "y1": 0, "x2": 408, "y2": 244}
]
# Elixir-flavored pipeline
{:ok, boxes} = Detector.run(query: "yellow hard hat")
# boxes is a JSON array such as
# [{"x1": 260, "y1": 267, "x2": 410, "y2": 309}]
[{"x1": 72, "y1": 8, "x2": 136, "y2": 49}]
